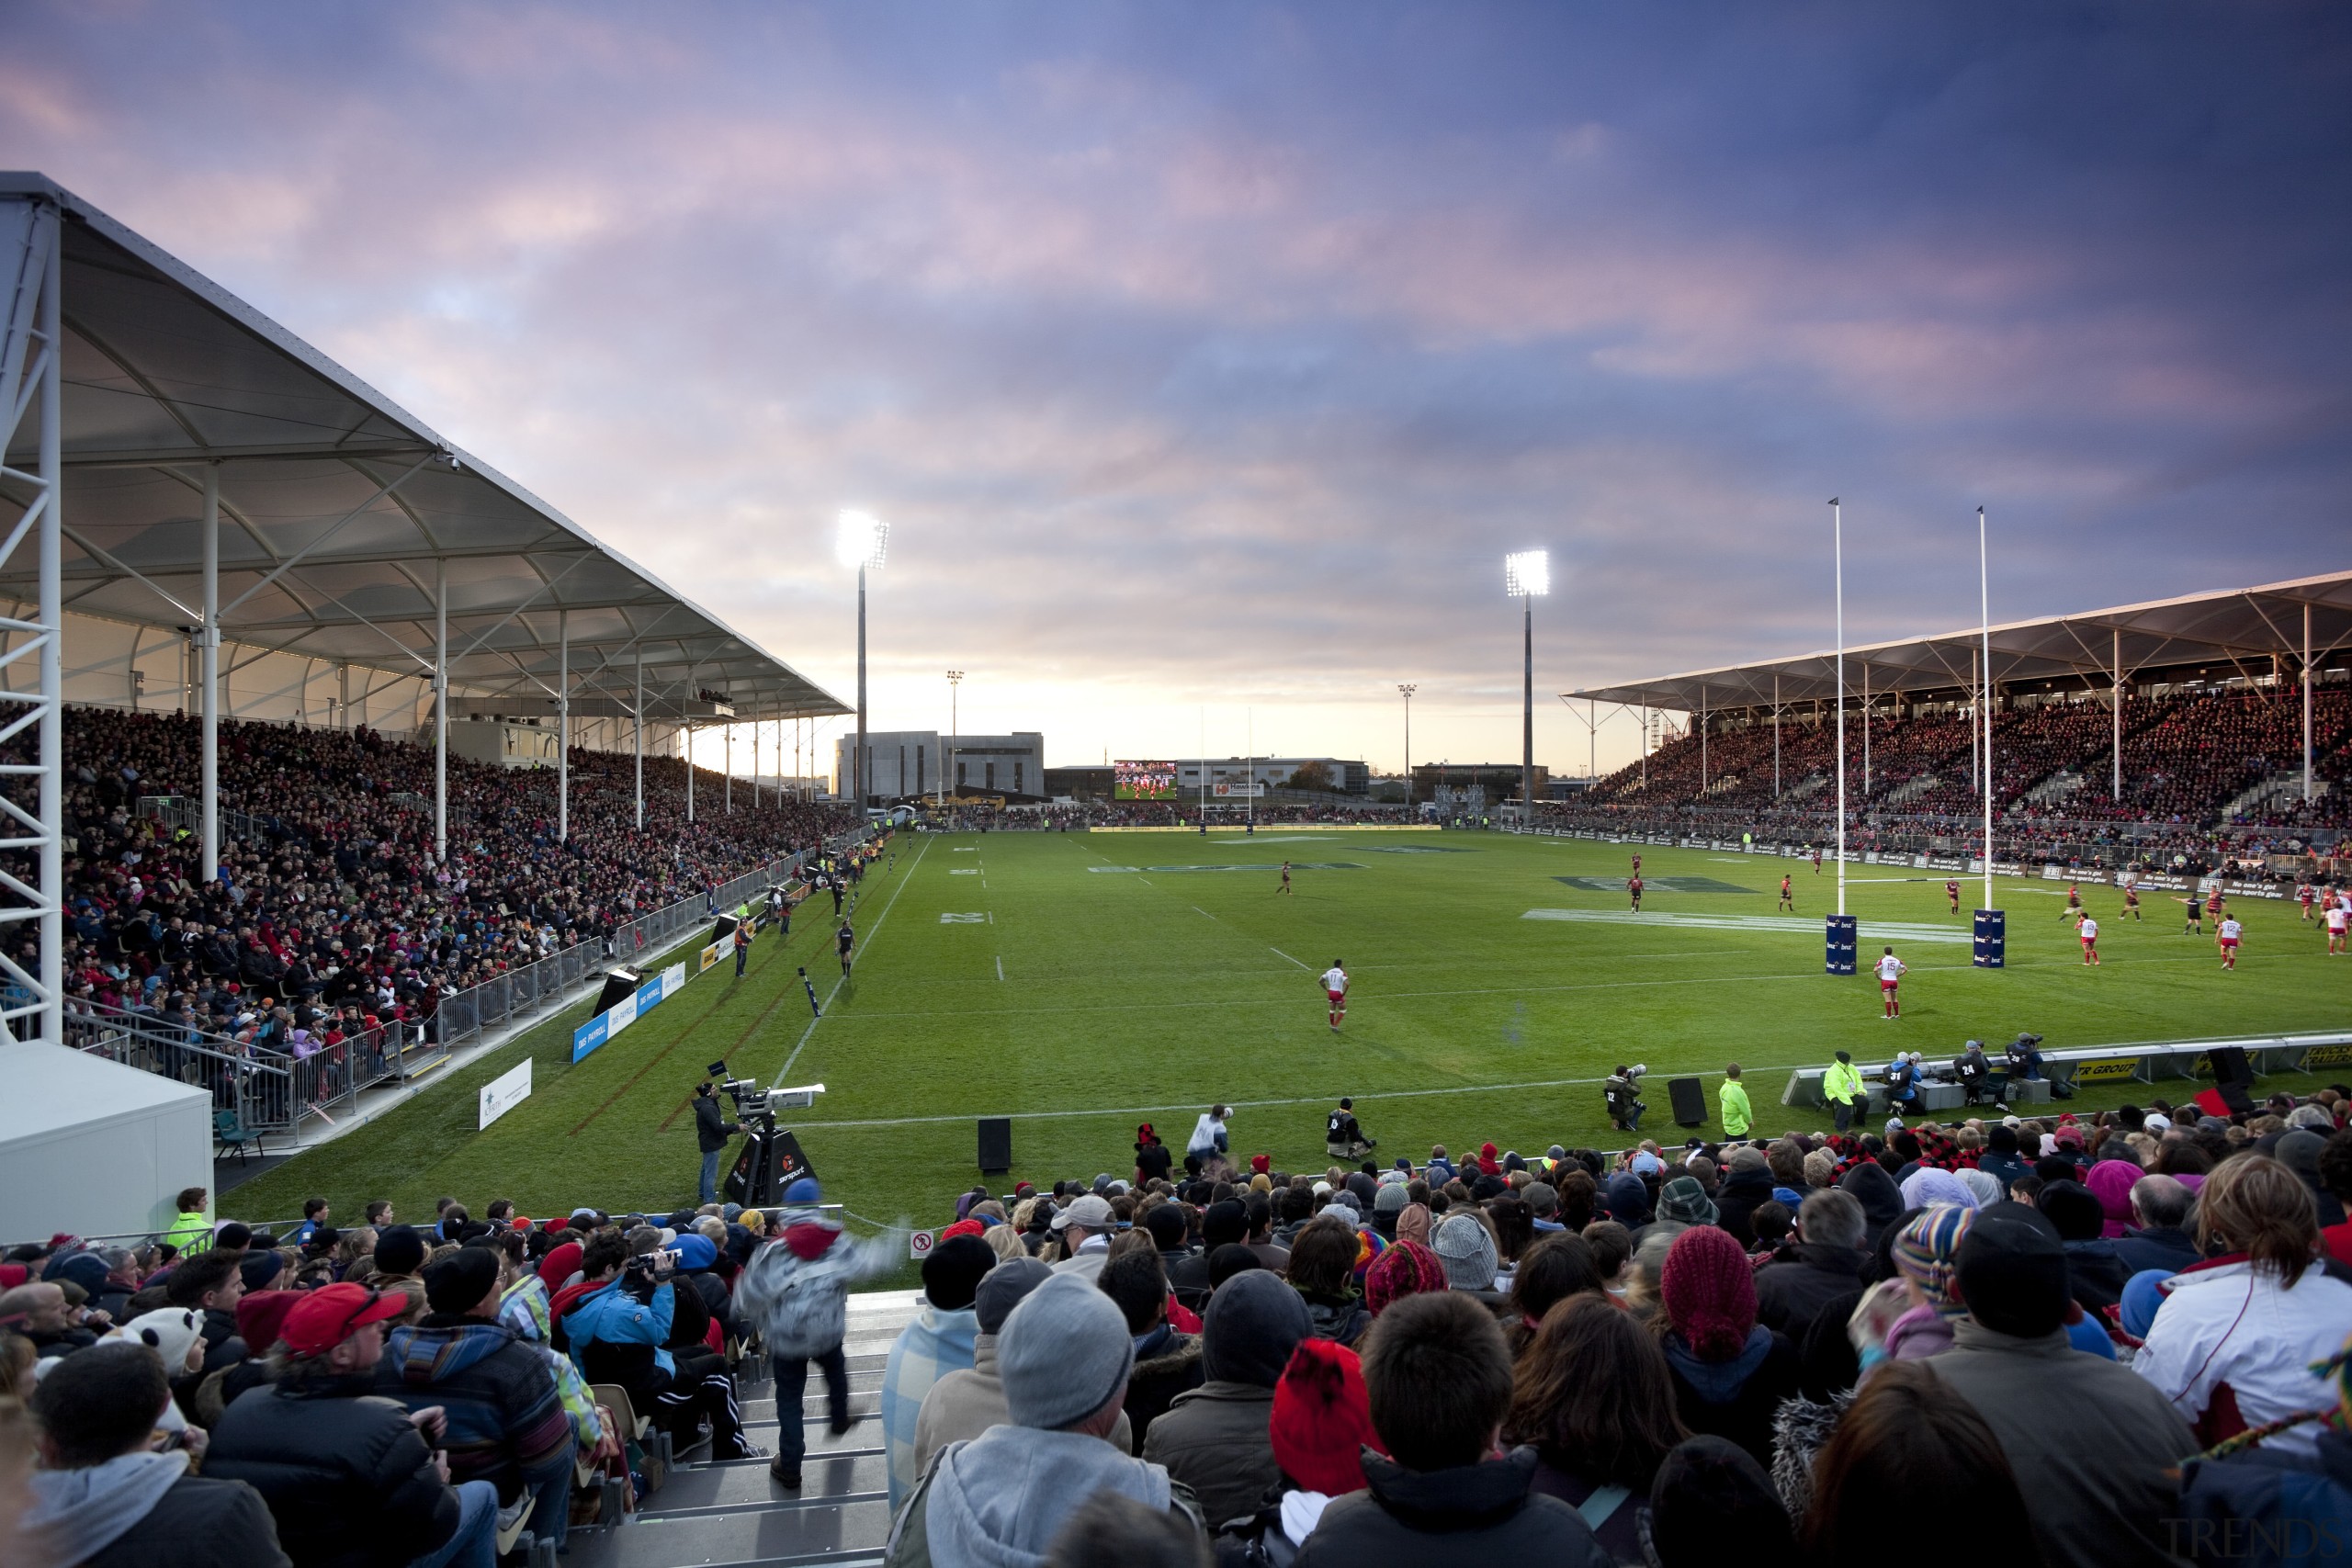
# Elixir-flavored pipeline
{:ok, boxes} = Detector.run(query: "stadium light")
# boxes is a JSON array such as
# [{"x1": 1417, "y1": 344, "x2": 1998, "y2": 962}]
[
  {"x1": 839, "y1": 510, "x2": 889, "y2": 807},
  {"x1": 944, "y1": 670, "x2": 963, "y2": 807},
  {"x1": 1504, "y1": 550, "x2": 1550, "y2": 600},
  {"x1": 836, "y1": 510, "x2": 889, "y2": 570},
  {"x1": 1397, "y1": 683, "x2": 1417, "y2": 811},
  {"x1": 1507, "y1": 551, "x2": 1551, "y2": 821}
]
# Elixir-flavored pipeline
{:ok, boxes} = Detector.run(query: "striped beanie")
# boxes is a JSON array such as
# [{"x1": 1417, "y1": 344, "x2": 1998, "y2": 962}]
[{"x1": 1893, "y1": 1204, "x2": 1974, "y2": 1317}]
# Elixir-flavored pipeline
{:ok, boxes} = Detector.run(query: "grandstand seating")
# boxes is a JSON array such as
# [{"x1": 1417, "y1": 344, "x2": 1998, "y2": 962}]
[
  {"x1": 17, "y1": 706, "x2": 852, "y2": 1055},
  {"x1": 1573, "y1": 682, "x2": 2352, "y2": 860}
]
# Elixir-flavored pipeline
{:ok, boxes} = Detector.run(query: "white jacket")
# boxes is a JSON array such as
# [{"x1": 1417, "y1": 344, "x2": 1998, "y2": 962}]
[{"x1": 2133, "y1": 1257, "x2": 2352, "y2": 1459}]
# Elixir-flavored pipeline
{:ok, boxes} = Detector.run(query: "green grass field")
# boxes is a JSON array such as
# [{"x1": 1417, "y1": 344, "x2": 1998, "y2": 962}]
[{"x1": 228, "y1": 828, "x2": 2349, "y2": 1278}]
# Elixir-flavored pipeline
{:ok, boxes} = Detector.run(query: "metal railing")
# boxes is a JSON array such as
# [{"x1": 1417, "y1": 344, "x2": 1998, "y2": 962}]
[{"x1": 134, "y1": 793, "x2": 269, "y2": 848}]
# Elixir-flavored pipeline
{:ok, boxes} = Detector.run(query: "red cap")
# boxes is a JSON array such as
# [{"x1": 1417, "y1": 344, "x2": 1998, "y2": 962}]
[
  {"x1": 939, "y1": 1219, "x2": 985, "y2": 1241},
  {"x1": 280, "y1": 1282, "x2": 407, "y2": 1355}
]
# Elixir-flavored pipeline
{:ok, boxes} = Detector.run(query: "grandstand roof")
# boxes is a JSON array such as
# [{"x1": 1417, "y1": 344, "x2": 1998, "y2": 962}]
[
  {"x1": 1566, "y1": 570, "x2": 2352, "y2": 715},
  {"x1": 0, "y1": 173, "x2": 846, "y2": 724}
]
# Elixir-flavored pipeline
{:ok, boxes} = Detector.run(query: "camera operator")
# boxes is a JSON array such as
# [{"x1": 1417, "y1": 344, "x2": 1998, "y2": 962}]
[
  {"x1": 1603, "y1": 1063, "x2": 1647, "y2": 1133},
  {"x1": 694, "y1": 1079, "x2": 747, "y2": 1205},
  {"x1": 554, "y1": 1232, "x2": 760, "y2": 1461},
  {"x1": 2007, "y1": 1032, "x2": 2046, "y2": 1082},
  {"x1": 1324, "y1": 1097, "x2": 1374, "y2": 1158}
]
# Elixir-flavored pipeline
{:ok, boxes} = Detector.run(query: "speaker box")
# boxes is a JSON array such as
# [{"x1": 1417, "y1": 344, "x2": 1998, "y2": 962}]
[
  {"x1": 2215, "y1": 1080, "x2": 2256, "y2": 1117},
  {"x1": 592, "y1": 966, "x2": 640, "y2": 1017},
  {"x1": 978, "y1": 1117, "x2": 1013, "y2": 1173},
  {"x1": 2205, "y1": 1045, "x2": 2254, "y2": 1086},
  {"x1": 1668, "y1": 1076, "x2": 1707, "y2": 1128},
  {"x1": 710, "y1": 914, "x2": 741, "y2": 949}
]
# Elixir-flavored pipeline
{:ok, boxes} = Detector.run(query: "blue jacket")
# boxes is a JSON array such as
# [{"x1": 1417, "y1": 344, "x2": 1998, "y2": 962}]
[{"x1": 563, "y1": 1280, "x2": 676, "y2": 1377}]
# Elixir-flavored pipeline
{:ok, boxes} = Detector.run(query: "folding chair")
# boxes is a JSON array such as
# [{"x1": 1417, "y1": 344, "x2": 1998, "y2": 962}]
[
  {"x1": 592, "y1": 1382, "x2": 669, "y2": 1492},
  {"x1": 213, "y1": 1108, "x2": 265, "y2": 1163}
]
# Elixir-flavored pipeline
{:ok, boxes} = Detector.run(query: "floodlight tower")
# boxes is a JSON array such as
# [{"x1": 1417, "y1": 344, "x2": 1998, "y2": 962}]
[
  {"x1": 1506, "y1": 551, "x2": 1550, "y2": 820},
  {"x1": 944, "y1": 670, "x2": 964, "y2": 807},
  {"x1": 837, "y1": 511, "x2": 888, "y2": 808},
  {"x1": 1397, "y1": 683, "x2": 1417, "y2": 810}
]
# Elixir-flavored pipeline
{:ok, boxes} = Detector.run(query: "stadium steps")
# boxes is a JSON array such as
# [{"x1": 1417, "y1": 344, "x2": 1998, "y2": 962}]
[{"x1": 564, "y1": 1290, "x2": 924, "y2": 1568}]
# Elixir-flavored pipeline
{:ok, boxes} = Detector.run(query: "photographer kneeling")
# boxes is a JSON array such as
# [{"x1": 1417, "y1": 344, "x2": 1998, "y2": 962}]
[{"x1": 555, "y1": 1233, "x2": 760, "y2": 1461}]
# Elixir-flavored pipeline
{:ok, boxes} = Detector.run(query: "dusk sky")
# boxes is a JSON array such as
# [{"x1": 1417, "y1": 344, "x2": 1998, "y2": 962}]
[{"x1": 6, "y1": 2, "x2": 2347, "y2": 778}]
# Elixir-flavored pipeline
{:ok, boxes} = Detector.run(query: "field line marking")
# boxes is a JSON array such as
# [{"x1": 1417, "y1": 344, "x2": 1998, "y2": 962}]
[
  {"x1": 995, "y1": 955, "x2": 1005, "y2": 982},
  {"x1": 1269, "y1": 946, "x2": 1309, "y2": 969},
  {"x1": 804, "y1": 952, "x2": 2239, "y2": 1023},
  {"x1": 773, "y1": 832, "x2": 933, "y2": 1087}
]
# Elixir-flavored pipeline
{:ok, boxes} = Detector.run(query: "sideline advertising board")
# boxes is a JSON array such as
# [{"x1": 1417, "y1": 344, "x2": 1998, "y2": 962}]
[
  {"x1": 571, "y1": 962, "x2": 690, "y2": 1064},
  {"x1": 478, "y1": 1059, "x2": 533, "y2": 1129}
]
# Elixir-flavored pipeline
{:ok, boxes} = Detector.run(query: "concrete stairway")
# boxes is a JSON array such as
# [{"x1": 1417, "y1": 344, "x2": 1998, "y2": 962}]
[{"x1": 564, "y1": 1289, "x2": 925, "y2": 1568}]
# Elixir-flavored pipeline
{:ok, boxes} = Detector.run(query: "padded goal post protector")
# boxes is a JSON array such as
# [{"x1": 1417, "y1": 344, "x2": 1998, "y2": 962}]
[
  {"x1": 1668, "y1": 1077, "x2": 1707, "y2": 1128},
  {"x1": 1825, "y1": 914, "x2": 1857, "y2": 976},
  {"x1": 1973, "y1": 908, "x2": 2007, "y2": 969}
]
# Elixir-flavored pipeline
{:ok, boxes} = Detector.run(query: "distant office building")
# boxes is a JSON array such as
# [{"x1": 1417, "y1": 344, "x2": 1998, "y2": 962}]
[{"x1": 835, "y1": 730, "x2": 1044, "y2": 801}]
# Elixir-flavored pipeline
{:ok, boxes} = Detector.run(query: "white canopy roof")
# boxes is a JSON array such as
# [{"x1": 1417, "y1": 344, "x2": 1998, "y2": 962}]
[
  {"x1": 1567, "y1": 570, "x2": 2352, "y2": 715},
  {"x1": 0, "y1": 173, "x2": 844, "y2": 725}
]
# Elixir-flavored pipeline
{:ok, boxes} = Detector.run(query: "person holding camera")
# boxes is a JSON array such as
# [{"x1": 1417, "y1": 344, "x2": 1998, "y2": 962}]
[
  {"x1": 694, "y1": 1079, "x2": 746, "y2": 1205},
  {"x1": 556, "y1": 1232, "x2": 760, "y2": 1463},
  {"x1": 1603, "y1": 1064, "x2": 1647, "y2": 1133}
]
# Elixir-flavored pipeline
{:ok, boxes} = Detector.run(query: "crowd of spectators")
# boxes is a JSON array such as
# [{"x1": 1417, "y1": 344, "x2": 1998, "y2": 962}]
[
  {"x1": 14, "y1": 706, "x2": 853, "y2": 1066},
  {"x1": 2, "y1": 1087, "x2": 2349, "y2": 1565}
]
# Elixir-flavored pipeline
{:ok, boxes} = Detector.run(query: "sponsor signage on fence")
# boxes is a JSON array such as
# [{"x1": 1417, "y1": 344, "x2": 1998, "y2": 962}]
[
  {"x1": 2072, "y1": 1056, "x2": 2142, "y2": 1084},
  {"x1": 478, "y1": 1058, "x2": 533, "y2": 1129},
  {"x1": 2301, "y1": 1043, "x2": 2352, "y2": 1069},
  {"x1": 571, "y1": 962, "x2": 691, "y2": 1064},
  {"x1": 699, "y1": 942, "x2": 723, "y2": 973}
]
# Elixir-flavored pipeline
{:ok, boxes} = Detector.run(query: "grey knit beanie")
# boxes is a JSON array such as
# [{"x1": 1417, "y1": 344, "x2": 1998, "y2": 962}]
[
  {"x1": 998, "y1": 1270, "x2": 1134, "y2": 1429},
  {"x1": 1431, "y1": 1213, "x2": 1498, "y2": 1292},
  {"x1": 1373, "y1": 1182, "x2": 1409, "y2": 1215}
]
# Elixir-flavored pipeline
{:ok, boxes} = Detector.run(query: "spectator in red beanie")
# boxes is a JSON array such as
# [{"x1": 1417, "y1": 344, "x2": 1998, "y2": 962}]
[
  {"x1": 1477, "y1": 1142, "x2": 1502, "y2": 1178},
  {"x1": 1363, "y1": 1239, "x2": 1446, "y2": 1316},
  {"x1": 1219, "y1": 1337, "x2": 1387, "y2": 1559},
  {"x1": 1657, "y1": 1226, "x2": 1799, "y2": 1467}
]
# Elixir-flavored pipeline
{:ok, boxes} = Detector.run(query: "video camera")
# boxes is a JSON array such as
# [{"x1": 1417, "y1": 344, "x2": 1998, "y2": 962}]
[
  {"x1": 709, "y1": 1059, "x2": 827, "y2": 1208},
  {"x1": 711, "y1": 1062, "x2": 773, "y2": 1123}
]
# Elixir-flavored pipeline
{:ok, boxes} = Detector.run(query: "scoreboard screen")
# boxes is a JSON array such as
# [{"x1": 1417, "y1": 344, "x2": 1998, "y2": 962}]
[{"x1": 1114, "y1": 761, "x2": 1179, "y2": 800}]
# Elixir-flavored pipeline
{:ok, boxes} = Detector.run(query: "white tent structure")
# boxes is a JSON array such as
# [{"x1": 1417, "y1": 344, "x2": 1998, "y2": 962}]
[
  {"x1": 0, "y1": 171, "x2": 846, "y2": 1054},
  {"x1": 0, "y1": 1044, "x2": 211, "y2": 1245}
]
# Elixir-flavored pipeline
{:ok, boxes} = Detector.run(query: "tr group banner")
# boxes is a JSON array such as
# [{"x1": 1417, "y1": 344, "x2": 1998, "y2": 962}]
[{"x1": 571, "y1": 961, "x2": 690, "y2": 1064}]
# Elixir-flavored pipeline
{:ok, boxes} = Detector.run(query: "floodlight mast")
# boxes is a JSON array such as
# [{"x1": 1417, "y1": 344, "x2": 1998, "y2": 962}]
[
  {"x1": 1397, "y1": 683, "x2": 1417, "y2": 811},
  {"x1": 837, "y1": 512, "x2": 888, "y2": 809},
  {"x1": 1506, "y1": 552, "x2": 1550, "y2": 822},
  {"x1": 944, "y1": 670, "x2": 963, "y2": 807}
]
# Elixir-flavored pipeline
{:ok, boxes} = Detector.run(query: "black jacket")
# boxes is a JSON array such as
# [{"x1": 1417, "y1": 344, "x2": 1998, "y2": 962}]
[
  {"x1": 2110, "y1": 1224, "x2": 2199, "y2": 1277},
  {"x1": 694, "y1": 1093, "x2": 736, "y2": 1154},
  {"x1": 1293, "y1": 1447, "x2": 1613, "y2": 1568},
  {"x1": 1753, "y1": 1243, "x2": 1870, "y2": 1343},
  {"x1": 207, "y1": 1377, "x2": 460, "y2": 1568},
  {"x1": 1713, "y1": 1167, "x2": 1777, "y2": 1248},
  {"x1": 1122, "y1": 1328, "x2": 1206, "y2": 1450},
  {"x1": 78, "y1": 1475, "x2": 289, "y2": 1568}
]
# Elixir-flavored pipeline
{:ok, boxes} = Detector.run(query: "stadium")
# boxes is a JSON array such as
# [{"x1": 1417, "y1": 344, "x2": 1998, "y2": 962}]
[{"x1": 6, "y1": 18, "x2": 2352, "y2": 1568}]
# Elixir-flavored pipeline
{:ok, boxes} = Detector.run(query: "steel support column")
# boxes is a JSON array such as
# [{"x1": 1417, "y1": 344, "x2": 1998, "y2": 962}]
[
  {"x1": 557, "y1": 610, "x2": 569, "y2": 841},
  {"x1": 200, "y1": 464, "x2": 220, "y2": 881},
  {"x1": 634, "y1": 647, "x2": 644, "y2": 830},
  {"x1": 2112, "y1": 627, "x2": 2123, "y2": 801},
  {"x1": 2304, "y1": 603, "x2": 2314, "y2": 803},
  {"x1": 434, "y1": 556, "x2": 447, "y2": 863}
]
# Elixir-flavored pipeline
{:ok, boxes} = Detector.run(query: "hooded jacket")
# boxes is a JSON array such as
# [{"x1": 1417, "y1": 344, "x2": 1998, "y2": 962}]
[
  {"x1": 1714, "y1": 1164, "x2": 1777, "y2": 1248},
  {"x1": 24, "y1": 1452, "x2": 288, "y2": 1568},
  {"x1": 735, "y1": 1212, "x2": 910, "y2": 1359},
  {"x1": 375, "y1": 1314, "x2": 575, "y2": 1501},
  {"x1": 1838, "y1": 1163, "x2": 1905, "y2": 1252},
  {"x1": 888, "y1": 1423, "x2": 1199, "y2": 1568},
  {"x1": 207, "y1": 1372, "x2": 458, "y2": 1568},
  {"x1": 882, "y1": 1301, "x2": 980, "y2": 1506},
  {"x1": 911, "y1": 1333, "x2": 1132, "y2": 1477},
  {"x1": 1753, "y1": 1242, "x2": 1869, "y2": 1343},
  {"x1": 1122, "y1": 1326, "x2": 1206, "y2": 1449},
  {"x1": 1292, "y1": 1448, "x2": 1612, "y2": 1568},
  {"x1": 1660, "y1": 1324, "x2": 1801, "y2": 1468}
]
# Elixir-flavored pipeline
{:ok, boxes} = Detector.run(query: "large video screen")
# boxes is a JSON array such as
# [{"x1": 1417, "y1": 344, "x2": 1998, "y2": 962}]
[{"x1": 1114, "y1": 761, "x2": 1179, "y2": 799}]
